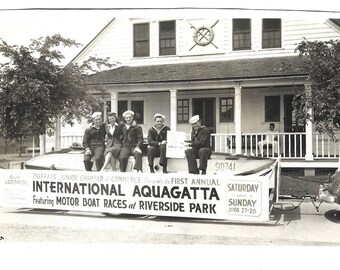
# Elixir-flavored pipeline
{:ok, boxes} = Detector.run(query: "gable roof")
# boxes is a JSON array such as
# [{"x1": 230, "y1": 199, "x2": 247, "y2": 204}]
[
  {"x1": 69, "y1": 18, "x2": 116, "y2": 65},
  {"x1": 330, "y1": 19, "x2": 340, "y2": 27},
  {"x1": 86, "y1": 56, "x2": 306, "y2": 85}
]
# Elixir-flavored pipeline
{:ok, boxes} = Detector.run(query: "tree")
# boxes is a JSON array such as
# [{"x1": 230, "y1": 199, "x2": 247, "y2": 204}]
[
  {"x1": 0, "y1": 34, "x2": 115, "y2": 154},
  {"x1": 293, "y1": 39, "x2": 340, "y2": 139}
]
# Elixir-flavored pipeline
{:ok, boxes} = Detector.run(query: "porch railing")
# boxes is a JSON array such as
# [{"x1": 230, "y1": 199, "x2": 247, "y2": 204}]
[
  {"x1": 212, "y1": 133, "x2": 296, "y2": 158},
  {"x1": 212, "y1": 132, "x2": 340, "y2": 159},
  {"x1": 313, "y1": 132, "x2": 340, "y2": 159},
  {"x1": 60, "y1": 132, "x2": 340, "y2": 160},
  {"x1": 61, "y1": 135, "x2": 83, "y2": 149}
]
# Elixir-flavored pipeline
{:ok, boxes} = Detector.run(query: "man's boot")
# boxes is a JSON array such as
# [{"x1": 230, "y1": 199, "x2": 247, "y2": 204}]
[
  {"x1": 149, "y1": 165, "x2": 155, "y2": 173},
  {"x1": 84, "y1": 160, "x2": 93, "y2": 171}
]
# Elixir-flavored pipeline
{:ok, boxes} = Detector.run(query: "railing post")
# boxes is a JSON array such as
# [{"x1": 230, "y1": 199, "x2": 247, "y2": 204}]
[
  {"x1": 305, "y1": 121, "x2": 314, "y2": 161},
  {"x1": 304, "y1": 83, "x2": 314, "y2": 161},
  {"x1": 234, "y1": 84, "x2": 242, "y2": 154},
  {"x1": 170, "y1": 89, "x2": 177, "y2": 132},
  {"x1": 110, "y1": 91, "x2": 118, "y2": 114},
  {"x1": 39, "y1": 134, "x2": 46, "y2": 155},
  {"x1": 54, "y1": 116, "x2": 61, "y2": 151}
]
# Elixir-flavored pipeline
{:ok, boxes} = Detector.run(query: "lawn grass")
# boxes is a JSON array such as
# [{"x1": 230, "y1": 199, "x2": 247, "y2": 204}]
[{"x1": 279, "y1": 173, "x2": 331, "y2": 198}]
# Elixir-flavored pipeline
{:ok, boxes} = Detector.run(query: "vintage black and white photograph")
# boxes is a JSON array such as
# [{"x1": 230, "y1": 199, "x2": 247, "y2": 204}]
[{"x1": 1, "y1": 0, "x2": 340, "y2": 269}]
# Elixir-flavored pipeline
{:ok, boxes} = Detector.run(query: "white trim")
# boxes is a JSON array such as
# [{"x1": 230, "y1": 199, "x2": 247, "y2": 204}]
[
  {"x1": 71, "y1": 19, "x2": 116, "y2": 64},
  {"x1": 170, "y1": 89, "x2": 177, "y2": 131},
  {"x1": 325, "y1": 19, "x2": 340, "y2": 34},
  {"x1": 234, "y1": 84, "x2": 242, "y2": 154},
  {"x1": 281, "y1": 161, "x2": 339, "y2": 168}
]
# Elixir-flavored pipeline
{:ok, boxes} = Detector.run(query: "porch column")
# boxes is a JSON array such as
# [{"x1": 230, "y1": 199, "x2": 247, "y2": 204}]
[
  {"x1": 54, "y1": 116, "x2": 61, "y2": 151},
  {"x1": 170, "y1": 89, "x2": 177, "y2": 131},
  {"x1": 39, "y1": 134, "x2": 46, "y2": 155},
  {"x1": 304, "y1": 83, "x2": 314, "y2": 161},
  {"x1": 234, "y1": 84, "x2": 242, "y2": 154},
  {"x1": 110, "y1": 91, "x2": 119, "y2": 115}
]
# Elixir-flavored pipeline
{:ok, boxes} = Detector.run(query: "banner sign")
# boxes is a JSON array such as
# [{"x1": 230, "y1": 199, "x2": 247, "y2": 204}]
[
  {"x1": 0, "y1": 170, "x2": 270, "y2": 222},
  {"x1": 166, "y1": 131, "x2": 186, "y2": 158}
]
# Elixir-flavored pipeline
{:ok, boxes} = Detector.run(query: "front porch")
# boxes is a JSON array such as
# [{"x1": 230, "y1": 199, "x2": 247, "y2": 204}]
[
  {"x1": 59, "y1": 130, "x2": 340, "y2": 176},
  {"x1": 213, "y1": 132, "x2": 340, "y2": 159},
  {"x1": 53, "y1": 57, "x2": 339, "y2": 175},
  {"x1": 212, "y1": 131, "x2": 340, "y2": 175}
]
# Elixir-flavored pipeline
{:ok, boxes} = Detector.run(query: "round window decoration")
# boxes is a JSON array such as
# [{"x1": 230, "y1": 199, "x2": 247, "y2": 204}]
[{"x1": 193, "y1": 26, "x2": 215, "y2": 46}]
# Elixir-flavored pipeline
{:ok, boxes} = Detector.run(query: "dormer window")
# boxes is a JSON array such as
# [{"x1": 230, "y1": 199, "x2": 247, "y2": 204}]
[
  {"x1": 133, "y1": 23, "x2": 150, "y2": 57},
  {"x1": 159, "y1": 21, "x2": 176, "y2": 56},
  {"x1": 233, "y1": 19, "x2": 251, "y2": 51},
  {"x1": 262, "y1": 19, "x2": 281, "y2": 49}
]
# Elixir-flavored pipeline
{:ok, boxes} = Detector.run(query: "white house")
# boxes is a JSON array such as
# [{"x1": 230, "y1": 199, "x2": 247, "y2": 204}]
[{"x1": 53, "y1": 14, "x2": 340, "y2": 175}]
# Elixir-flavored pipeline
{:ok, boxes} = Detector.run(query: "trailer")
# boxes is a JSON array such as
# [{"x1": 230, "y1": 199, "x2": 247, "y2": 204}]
[{"x1": 1, "y1": 151, "x2": 280, "y2": 223}]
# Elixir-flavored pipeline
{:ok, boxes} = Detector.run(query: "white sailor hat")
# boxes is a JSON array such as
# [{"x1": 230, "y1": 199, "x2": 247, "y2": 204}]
[
  {"x1": 188, "y1": 115, "x2": 200, "y2": 124},
  {"x1": 122, "y1": 110, "x2": 134, "y2": 118},
  {"x1": 154, "y1": 113, "x2": 165, "y2": 120},
  {"x1": 91, "y1": 112, "x2": 102, "y2": 118}
]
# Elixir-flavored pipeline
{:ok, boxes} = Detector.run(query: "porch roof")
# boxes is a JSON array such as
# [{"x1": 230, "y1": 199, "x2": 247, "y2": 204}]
[{"x1": 86, "y1": 56, "x2": 307, "y2": 85}]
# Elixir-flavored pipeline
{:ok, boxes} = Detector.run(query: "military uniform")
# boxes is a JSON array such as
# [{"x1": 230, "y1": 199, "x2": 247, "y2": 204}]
[
  {"x1": 185, "y1": 125, "x2": 212, "y2": 174},
  {"x1": 147, "y1": 125, "x2": 170, "y2": 172},
  {"x1": 119, "y1": 124, "x2": 144, "y2": 172},
  {"x1": 82, "y1": 124, "x2": 106, "y2": 171}
]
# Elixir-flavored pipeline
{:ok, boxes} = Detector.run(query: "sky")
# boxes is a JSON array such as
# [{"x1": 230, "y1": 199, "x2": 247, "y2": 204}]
[
  {"x1": 0, "y1": 9, "x2": 115, "y2": 64},
  {"x1": 1, "y1": 1, "x2": 340, "y2": 64}
]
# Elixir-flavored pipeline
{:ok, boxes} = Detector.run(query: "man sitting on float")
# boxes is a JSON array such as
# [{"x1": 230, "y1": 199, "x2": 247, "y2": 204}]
[
  {"x1": 119, "y1": 110, "x2": 144, "y2": 172},
  {"x1": 184, "y1": 115, "x2": 212, "y2": 175},
  {"x1": 147, "y1": 113, "x2": 170, "y2": 173}
]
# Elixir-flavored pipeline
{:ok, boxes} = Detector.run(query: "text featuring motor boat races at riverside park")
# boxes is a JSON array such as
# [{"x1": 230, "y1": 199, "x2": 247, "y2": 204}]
[{"x1": 0, "y1": 168, "x2": 277, "y2": 222}]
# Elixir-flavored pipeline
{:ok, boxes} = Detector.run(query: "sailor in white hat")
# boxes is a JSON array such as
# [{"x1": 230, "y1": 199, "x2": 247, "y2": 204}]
[
  {"x1": 122, "y1": 110, "x2": 134, "y2": 118},
  {"x1": 188, "y1": 114, "x2": 200, "y2": 125},
  {"x1": 147, "y1": 113, "x2": 170, "y2": 173},
  {"x1": 82, "y1": 112, "x2": 106, "y2": 171},
  {"x1": 119, "y1": 110, "x2": 143, "y2": 172},
  {"x1": 185, "y1": 115, "x2": 212, "y2": 175},
  {"x1": 91, "y1": 111, "x2": 102, "y2": 119},
  {"x1": 153, "y1": 113, "x2": 165, "y2": 120}
]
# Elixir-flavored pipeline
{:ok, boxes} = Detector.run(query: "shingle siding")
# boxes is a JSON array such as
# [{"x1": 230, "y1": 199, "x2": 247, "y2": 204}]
[{"x1": 87, "y1": 56, "x2": 306, "y2": 85}]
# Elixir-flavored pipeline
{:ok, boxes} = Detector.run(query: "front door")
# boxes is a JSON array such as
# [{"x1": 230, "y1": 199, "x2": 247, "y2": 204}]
[
  {"x1": 192, "y1": 98, "x2": 216, "y2": 132},
  {"x1": 192, "y1": 98, "x2": 216, "y2": 147},
  {"x1": 284, "y1": 95, "x2": 305, "y2": 132},
  {"x1": 284, "y1": 95, "x2": 305, "y2": 156}
]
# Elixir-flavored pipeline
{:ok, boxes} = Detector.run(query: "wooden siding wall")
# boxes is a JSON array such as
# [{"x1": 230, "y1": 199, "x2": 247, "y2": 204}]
[
  {"x1": 117, "y1": 91, "x2": 171, "y2": 132},
  {"x1": 74, "y1": 18, "x2": 340, "y2": 67}
]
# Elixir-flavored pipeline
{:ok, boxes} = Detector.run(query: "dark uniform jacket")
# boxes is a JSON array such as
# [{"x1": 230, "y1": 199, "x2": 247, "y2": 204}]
[
  {"x1": 121, "y1": 124, "x2": 143, "y2": 148},
  {"x1": 147, "y1": 125, "x2": 170, "y2": 147},
  {"x1": 82, "y1": 124, "x2": 106, "y2": 149},
  {"x1": 105, "y1": 123, "x2": 123, "y2": 147},
  {"x1": 189, "y1": 126, "x2": 211, "y2": 150}
]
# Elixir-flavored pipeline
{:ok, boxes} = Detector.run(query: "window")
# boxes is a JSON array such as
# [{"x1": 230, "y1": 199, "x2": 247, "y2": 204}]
[
  {"x1": 262, "y1": 19, "x2": 281, "y2": 49},
  {"x1": 220, "y1": 98, "x2": 234, "y2": 122},
  {"x1": 133, "y1": 23, "x2": 149, "y2": 57},
  {"x1": 159, "y1": 21, "x2": 176, "y2": 56},
  {"x1": 265, "y1": 96, "x2": 280, "y2": 122},
  {"x1": 177, "y1": 99, "x2": 189, "y2": 123},
  {"x1": 233, "y1": 19, "x2": 251, "y2": 50},
  {"x1": 131, "y1": 100, "x2": 144, "y2": 124},
  {"x1": 118, "y1": 100, "x2": 128, "y2": 118}
]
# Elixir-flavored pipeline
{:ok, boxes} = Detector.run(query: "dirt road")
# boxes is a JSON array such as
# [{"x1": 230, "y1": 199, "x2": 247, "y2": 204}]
[{"x1": 1, "y1": 200, "x2": 339, "y2": 269}]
